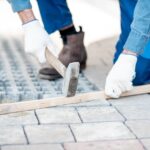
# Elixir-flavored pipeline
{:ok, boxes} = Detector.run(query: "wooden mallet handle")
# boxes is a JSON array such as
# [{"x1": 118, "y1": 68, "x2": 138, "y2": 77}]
[{"x1": 45, "y1": 48, "x2": 66, "y2": 77}]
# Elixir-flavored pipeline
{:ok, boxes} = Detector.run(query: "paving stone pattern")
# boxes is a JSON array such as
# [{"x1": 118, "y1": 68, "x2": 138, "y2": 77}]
[
  {"x1": 0, "y1": 38, "x2": 97, "y2": 103},
  {"x1": 1, "y1": 37, "x2": 150, "y2": 149}
]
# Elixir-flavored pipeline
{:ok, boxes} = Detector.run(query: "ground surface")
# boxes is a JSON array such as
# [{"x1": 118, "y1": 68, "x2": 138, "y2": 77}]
[{"x1": 0, "y1": 0, "x2": 150, "y2": 150}]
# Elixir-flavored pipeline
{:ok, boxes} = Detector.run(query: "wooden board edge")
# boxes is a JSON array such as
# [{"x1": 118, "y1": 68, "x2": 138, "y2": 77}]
[{"x1": 0, "y1": 84, "x2": 150, "y2": 115}]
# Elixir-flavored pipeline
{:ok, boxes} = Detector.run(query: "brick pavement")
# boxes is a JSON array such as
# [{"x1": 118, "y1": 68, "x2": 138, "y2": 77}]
[{"x1": 0, "y1": 36, "x2": 150, "y2": 150}]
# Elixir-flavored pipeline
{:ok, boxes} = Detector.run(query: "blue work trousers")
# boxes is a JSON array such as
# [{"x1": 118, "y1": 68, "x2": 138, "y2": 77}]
[
  {"x1": 37, "y1": 0, "x2": 73, "y2": 34},
  {"x1": 115, "y1": 0, "x2": 150, "y2": 85}
]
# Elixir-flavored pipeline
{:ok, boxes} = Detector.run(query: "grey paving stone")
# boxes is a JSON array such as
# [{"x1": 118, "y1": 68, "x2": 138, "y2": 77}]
[
  {"x1": 116, "y1": 105, "x2": 150, "y2": 120},
  {"x1": 0, "y1": 126, "x2": 26, "y2": 145},
  {"x1": 110, "y1": 94, "x2": 150, "y2": 106},
  {"x1": 141, "y1": 139, "x2": 150, "y2": 150},
  {"x1": 36, "y1": 107, "x2": 81, "y2": 124},
  {"x1": 0, "y1": 111, "x2": 38, "y2": 126},
  {"x1": 1, "y1": 144, "x2": 63, "y2": 150},
  {"x1": 64, "y1": 140, "x2": 144, "y2": 150},
  {"x1": 25, "y1": 125, "x2": 74, "y2": 144},
  {"x1": 65, "y1": 99, "x2": 110, "y2": 107},
  {"x1": 0, "y1": 37, "x2": 97, "y2": 102},
  {"x1": 77, "y1": 106, "x2": 124, "y2": 122},
  {"x1": 126, "y1": 120, "x2": 150, "y2": 138},
  {"x1": 71, "y1": 122, "x2": 135, "y2": 142}
]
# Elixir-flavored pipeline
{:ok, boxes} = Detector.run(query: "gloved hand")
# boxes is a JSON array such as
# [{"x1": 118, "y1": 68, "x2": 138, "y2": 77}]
[
  {"x1": 23, "y1": 20, "x2": 58, "y2": 63},
  {"x1": 105, "y1": 54, "x2": 137, "y2": 98}
]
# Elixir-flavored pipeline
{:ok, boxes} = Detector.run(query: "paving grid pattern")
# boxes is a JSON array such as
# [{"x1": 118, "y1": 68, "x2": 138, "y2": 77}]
[
  {"x1": 0, "y1": 37, "x2": 97, "y2": 103},
  {"x1": 1, "y1": 37, "x2": 150, "y2": 149}
]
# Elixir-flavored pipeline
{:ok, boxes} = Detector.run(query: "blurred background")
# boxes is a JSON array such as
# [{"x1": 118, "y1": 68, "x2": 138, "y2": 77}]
[{"x1": 0, "y1": 0, "x2": 120, "y2": 45}]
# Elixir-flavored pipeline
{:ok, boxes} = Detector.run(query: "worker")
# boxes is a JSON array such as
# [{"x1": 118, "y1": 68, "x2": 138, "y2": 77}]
[
  {"x1": 7, "y1": 0, "x2": 87, "y2": 80},
  {"x1": 105, "y1": 0, "x2": 150, "y2": 98},
  {"x1": 7, "y1": 0, "x2": 150, "y2": 98}
]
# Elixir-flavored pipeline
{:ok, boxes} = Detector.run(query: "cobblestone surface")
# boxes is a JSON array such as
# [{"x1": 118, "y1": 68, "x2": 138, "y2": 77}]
[
  {"x1": 0, "y1": 36, "x2": 150, "y2": 149},
  {"x1": 25, "y1": 125, "x2": 74, "y2": 144},
  {"x1": 0, "y1": 111, "x2": 38, "y2": 126},
  {"x1": 0, "y1": 126, "x2": 26, "y2": 145},
  {"x1": 36, "y1": 107, "x2": 81, "y2": 124},
  {"x1": 126, "y1": 120, "x2": 150, "y2": 138},
  {"x1": 0, "y1": 37, "x2": 97, "y2": 103},
  {"x1": 1, "y1": 144, "x2": 64, "y2": 150},
  {"x1": 64, "y1": 140, "x2": 145, "y2": 150},
  {"x1": 70, "y1": 122, "x2": 135, "y2": 142},
  {"x1": 77, "y1": 106, "x2": 124, "y2": 122}
]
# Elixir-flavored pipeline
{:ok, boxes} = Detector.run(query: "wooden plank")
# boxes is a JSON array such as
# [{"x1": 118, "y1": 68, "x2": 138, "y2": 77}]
[{"x1": 0, "y1": 84, "x2": 150, "y2": 115}]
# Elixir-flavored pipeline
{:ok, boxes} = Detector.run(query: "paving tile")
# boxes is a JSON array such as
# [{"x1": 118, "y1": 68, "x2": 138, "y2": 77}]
[
  {"x1": 1, "y1": 144, "x2": 63, "y2": 150},
  {"x1": 77, "y1": 106, "x2": 124, "y2": 122},
  {"x1": 110, "y1": 94, "x2": 150, "y2": 106},
  {"x1": 36, "y1": 107, "x2": 81, "y2": 124},
  {"x1": 25, "y1": 125, "x2": 74, "y2": 144},
  {"x1": 126, "y1": 120, "x2": 150, "y2": 138},
  {"x1": 65, "y1": 99, "x2": 110, "y2": 107},
  {"x1": 0, "y1": 126, "x2": 26, "y2": 145},
  {"x1": 0, "y1": 111, "x2": 38, "y2": 126},
  {"x1": 71, "y1": 122, "x2": 135, "y2": 142},
  {"x1": 116, "y1": 105, "x2": 150, "y2": 120},
  {"x1": 141, "y1": 139, "x2": 150, "y2": 150},
  {"x1": 64, "y1": 140, "x2": 144, "y2": 150}
]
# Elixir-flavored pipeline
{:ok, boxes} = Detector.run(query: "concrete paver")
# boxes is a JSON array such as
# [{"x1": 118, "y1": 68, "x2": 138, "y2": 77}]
[
  {"x1": 65, "y1": 99, "x2": 110, "y2": 107},
  {"x1": 110, "y1": 95, "x2": 150, "y2": 106},
  {"x1": 0, "y1": 126, "x2": 26, "y2": 145},
  {"x1": 36, "y1": 107, "x2": 81, "y2": 124},
  {"x1": 77, "y1": 106, "x2": 124, "y2": 122},
  {"x1": 0, "y1": 111, "x2": 38, "y2": 126},
  {"x1": 116, "y1": 105, "x2": 150, "y2": 120},
  {"x1": 1, "y1": 144, "x2": 63, "y2": 150},
  {"x1": 141, "y1": 139, "x2": 150, "y2": 150},
  {"x1": 126, "y1": 120, "x2": 150, "y2": 138},
  {"x1": 25, "y1": 125, "x2": 74, "y2": 144},
  {"x1": 64, "y1": 140, "x2": 144, "y2": 150},
  {"x1": 71, "y1": 122, "x2": 135, "y2": 142}
]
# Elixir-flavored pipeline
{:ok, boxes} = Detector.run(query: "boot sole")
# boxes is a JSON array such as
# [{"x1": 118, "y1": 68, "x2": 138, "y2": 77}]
[{"x1": 39, "y1": 62, "x2": 86, "y2": 80}]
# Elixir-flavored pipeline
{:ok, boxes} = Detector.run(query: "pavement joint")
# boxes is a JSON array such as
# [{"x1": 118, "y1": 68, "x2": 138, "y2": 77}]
[
  {"x1": 34, "y1": 110, "x2": 40, "y2": 125},
  {"x1": 22, "y1": 126, "x2": 30, "y2": 145}
]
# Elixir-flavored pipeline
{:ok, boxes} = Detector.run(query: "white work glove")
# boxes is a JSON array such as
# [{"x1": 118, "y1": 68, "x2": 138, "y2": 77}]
[
  {"x1": 23, "y1": 20, "x2": 58, "y2": 63},
  {"x1": 105, "y1": 54, "x2": 137, "y2": 98}
]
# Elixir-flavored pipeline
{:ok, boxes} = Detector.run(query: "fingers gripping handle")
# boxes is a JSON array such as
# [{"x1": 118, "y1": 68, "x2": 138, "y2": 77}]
[{"x1": 45, "y1": 48, "x2": 66, "y2": 77}]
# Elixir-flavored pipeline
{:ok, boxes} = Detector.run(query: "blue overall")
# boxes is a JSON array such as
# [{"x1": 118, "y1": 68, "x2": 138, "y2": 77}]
[{"x1": 115, "y1": 0, "x2": 150, "y2": 85}]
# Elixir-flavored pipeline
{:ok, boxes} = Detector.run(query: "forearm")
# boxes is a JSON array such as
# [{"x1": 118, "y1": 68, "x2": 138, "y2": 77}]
[
  {"x1": 124, "y1": 0, "x2": 150, "y2": 55},
  {"x1": 18, "y1": 9, "x2": 36, "y2": 24}
]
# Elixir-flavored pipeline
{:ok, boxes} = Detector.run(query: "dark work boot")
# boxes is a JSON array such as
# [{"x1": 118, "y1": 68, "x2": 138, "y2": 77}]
[{"x1": 39, "y1": 27, "x2": 87, "y2": 80}]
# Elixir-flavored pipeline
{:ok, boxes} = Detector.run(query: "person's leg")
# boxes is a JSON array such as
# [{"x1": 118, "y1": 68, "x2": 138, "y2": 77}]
[
  {"x1": 37, "y1": 0, "x2": 73, "y2": 34},
  {"x1": 37, "y1": 0, "x2": 87, "y2": 80},
  {"x1": 115, "y1": 0, "x2": 150, "y2": 85}
]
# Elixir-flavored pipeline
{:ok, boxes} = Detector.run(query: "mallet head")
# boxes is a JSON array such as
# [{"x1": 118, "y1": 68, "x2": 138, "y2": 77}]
[{"x1": 63, "y1": 62, "x2": 80, "y2": 97}]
